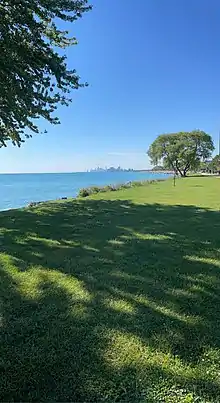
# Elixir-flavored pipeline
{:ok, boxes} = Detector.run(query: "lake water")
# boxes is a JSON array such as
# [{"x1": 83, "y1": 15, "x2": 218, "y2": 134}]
[{"x1": 0, "y1": 171, "x2": 170, "y2": 211}]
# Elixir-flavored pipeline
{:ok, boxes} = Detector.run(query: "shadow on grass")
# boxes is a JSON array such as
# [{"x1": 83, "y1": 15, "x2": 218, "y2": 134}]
[{"x1": 0, "y1": 199, "x2": 220, "y2": 401}]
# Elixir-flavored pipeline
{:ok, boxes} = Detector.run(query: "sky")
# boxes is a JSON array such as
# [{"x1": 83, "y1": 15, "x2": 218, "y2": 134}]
[{"x1": 1, "y1": 0, "x2": 220, "y2": 173}]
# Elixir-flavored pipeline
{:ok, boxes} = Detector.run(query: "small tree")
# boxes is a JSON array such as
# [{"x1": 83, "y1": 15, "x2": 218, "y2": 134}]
[
  {"x1": 209, "y1": 155, "x2": 220, "y2": 173},
  {"x1": 0, "y1": 0, "x2": 91, "y2": 147},
  {"x1": 148, "y1": 130, "x2": 214, "y2": 177}
]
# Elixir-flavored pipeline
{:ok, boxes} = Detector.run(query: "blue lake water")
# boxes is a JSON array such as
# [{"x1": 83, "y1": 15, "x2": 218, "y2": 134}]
[{"x1": 0, "y1": 171, "x2": 170, "y2": 211}]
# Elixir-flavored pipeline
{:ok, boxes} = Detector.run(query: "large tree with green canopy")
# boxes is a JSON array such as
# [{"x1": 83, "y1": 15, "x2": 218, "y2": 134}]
[
  {"x1": 0, "y1": 0, "x2": 91, "y2": 147},
  {"x1": 148, "y1": 130, "x2": 214, "y2": 177}
]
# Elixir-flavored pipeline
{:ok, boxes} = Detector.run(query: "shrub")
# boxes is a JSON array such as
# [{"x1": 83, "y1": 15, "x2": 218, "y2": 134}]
[
  {"x1": 107, "y1": 185, "x2": 117, "y2": 191},
  {"x1": 89, "y1": 186, "x2": 100, "y2": 194},
  {"x1": 27, "y1": 201, "x2": 41, "y2": 208},
  {"x1": 78, "y1": 188, "x2": 91, "y2": 198},
  {"x1": 102, "y1": 185, "x2": 112, "y2": 192},
  {"x1": 120, "y1": 182, "x2": 132, "y2": 189},
  {"x1": 131, "y1": 181, "x2": 144, "y2": 187},
  {"x1": 77, "y1": 178, "x2": 166, "y2": 198}
]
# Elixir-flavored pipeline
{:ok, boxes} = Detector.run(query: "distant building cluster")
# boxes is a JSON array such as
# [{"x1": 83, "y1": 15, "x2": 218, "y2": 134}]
[{"x1": 89, "y1": 166, "x2": 134, "y2": 172}]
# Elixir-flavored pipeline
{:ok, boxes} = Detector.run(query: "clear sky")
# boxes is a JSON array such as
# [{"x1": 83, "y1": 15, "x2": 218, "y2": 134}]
[{"x1": 1, "y1": 0, "x2": 220, "y2": 173}]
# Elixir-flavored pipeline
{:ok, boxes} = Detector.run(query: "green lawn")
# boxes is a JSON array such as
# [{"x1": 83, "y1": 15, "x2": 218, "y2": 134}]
[{"x1": 0, "y1": 176, "x2": 220, "y2": 402}]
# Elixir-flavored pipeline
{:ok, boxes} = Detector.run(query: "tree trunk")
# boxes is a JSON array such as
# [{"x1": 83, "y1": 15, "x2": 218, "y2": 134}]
[
  {"x1": 179, "y1": 171, "x2": 185, "y2": 177},
  {"x1": 175, "y1": 163, "x2": 184, "y2": 177}
]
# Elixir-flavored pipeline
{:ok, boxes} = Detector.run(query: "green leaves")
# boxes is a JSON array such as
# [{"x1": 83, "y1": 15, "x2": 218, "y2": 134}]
[
  {"x1": 0, "y1": 0, "x2": 92, "y2": 147},
  {"x1": 148, "y1": 130, "x2": 214, "y2": 177},
  {"x1": 209, "y1": 155, "x2": 220, "y2": 172}
]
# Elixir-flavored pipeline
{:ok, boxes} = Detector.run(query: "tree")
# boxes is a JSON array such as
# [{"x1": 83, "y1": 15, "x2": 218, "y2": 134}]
[
  {"x1": 209, "y1": 155, "x2": 220, "y2": 173},
  {"x1": 0, "y1": 0, "x2": 91, "y2": 147},
  {"x1": 199, "y1": 160, "x2": 210, "y2": 173},
  {"x1": 148, "y1": 130, "x2": 214, "y2": 177},
  {"x1": 151, "y1": 165, "x2": 164, "y2": 171}
]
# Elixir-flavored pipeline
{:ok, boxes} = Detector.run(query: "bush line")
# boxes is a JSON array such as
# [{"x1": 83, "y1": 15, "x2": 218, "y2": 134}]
[{"x1": 78, "y1": 179, "x2": 165, "y2": 198}]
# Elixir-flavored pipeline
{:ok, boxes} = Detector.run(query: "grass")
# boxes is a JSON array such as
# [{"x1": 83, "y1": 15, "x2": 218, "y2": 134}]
[
  {"x1": 77, "y1": 178, "x2": 164, "y2": 197},
  {"x1": 0, "y1": 176, "x2": 220, "y2": 402}
]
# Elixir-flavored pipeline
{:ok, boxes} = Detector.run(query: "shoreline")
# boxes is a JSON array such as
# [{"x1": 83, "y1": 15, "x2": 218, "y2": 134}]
[
  {"x1": 0, "y1": 172, "x2": 172, "y2": 212},
  {"x1": 77, "y1": 177, "x2": 168, "y2": 198},
  {"x1": 0, "y1": 170, "x2": 173, "y2": 175}
]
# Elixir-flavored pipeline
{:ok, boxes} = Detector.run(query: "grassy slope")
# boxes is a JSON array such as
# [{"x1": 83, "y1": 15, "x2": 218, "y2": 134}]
[{"x1": 0, "y1": 176, "x2": 220, "y2": 402}]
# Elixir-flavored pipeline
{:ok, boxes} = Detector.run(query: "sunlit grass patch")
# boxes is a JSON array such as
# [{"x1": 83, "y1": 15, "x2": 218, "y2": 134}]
[{"x1": 0, "y1": 177, "x2": 220, "y2": 401}]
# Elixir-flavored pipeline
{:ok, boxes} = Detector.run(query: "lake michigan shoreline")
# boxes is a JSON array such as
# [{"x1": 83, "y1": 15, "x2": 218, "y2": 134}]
[{"x1": 0, "y1": 172, "x2": 172, "y2": 212}]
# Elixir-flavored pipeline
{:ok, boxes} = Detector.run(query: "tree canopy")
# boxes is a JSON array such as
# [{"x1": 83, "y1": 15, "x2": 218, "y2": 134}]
[
  {"x1": 148, "y1": 130, "x2": 214, "y2": 177},
  {"x1": 209, "y1": 155, "x2": 220, "y2": 172},
  {"x1": 0, "y1": 0, "x2": 91, "y2": 147}
]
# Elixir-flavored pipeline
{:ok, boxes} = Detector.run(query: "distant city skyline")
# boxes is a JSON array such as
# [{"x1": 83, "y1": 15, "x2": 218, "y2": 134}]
[
  {"x1": 0, "y1": 147, "x2": 150, "y2": 173},
  {"x1": 89, "y1": 165, "x2": 135, "y2": 172}
]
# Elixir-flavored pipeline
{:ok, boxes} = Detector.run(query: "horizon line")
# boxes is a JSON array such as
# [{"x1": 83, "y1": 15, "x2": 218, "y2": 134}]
[{"x1": 0, "y1": 168, "x2": 153, "y2": 175}]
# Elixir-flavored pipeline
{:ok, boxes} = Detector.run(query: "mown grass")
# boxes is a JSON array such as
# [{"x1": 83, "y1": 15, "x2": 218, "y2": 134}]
[{"x1": 0, "y1": 176, "x2": 220, "y2": 402}]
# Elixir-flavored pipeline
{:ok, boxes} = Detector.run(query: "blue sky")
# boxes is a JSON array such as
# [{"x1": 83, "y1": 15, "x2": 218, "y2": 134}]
[{"x1": 1, "y1": 0, "x2": 220, "y2": 173}]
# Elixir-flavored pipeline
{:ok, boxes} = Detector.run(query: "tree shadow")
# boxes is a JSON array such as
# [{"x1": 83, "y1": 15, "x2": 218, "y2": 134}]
[{"x1": 0, "y1": 199, "x2": 220, "y2": 401}]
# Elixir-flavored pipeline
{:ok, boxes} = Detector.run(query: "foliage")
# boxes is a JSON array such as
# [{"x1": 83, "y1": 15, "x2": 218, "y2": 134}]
[
  {"x1": 89, "y1": 186, "x2": 100, "y2": 193},
  {"x1": 78, "y1": 179, "x2": 164, "y2": 197},
  {"x1": 199, "y1": 155, "x2": 220, "y2": 173},
  {"x1": 27, "y1": 201, "x2": 42, "y2": 208},
  {"x1": 78, "y1": 188, "x2": 91, "y2": 197},
  {"x1": 148, "y1": 130, "x2": 214, "y2": 177},
  {"x1": 152, "y1": 165, "x2": 165, "y2": 171},
  {"x1": 0, "y1": 0, "x2": 91, "y2": 147},
  {"x1": 199, "y1": 161, "x2": 209, "y2": 172},
  {"x1": 0, "y1": 177, "x2": 220, "y2": 402},
  {"x1": 209, "y1": 155, "x2": 220, "y2": 172}
]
